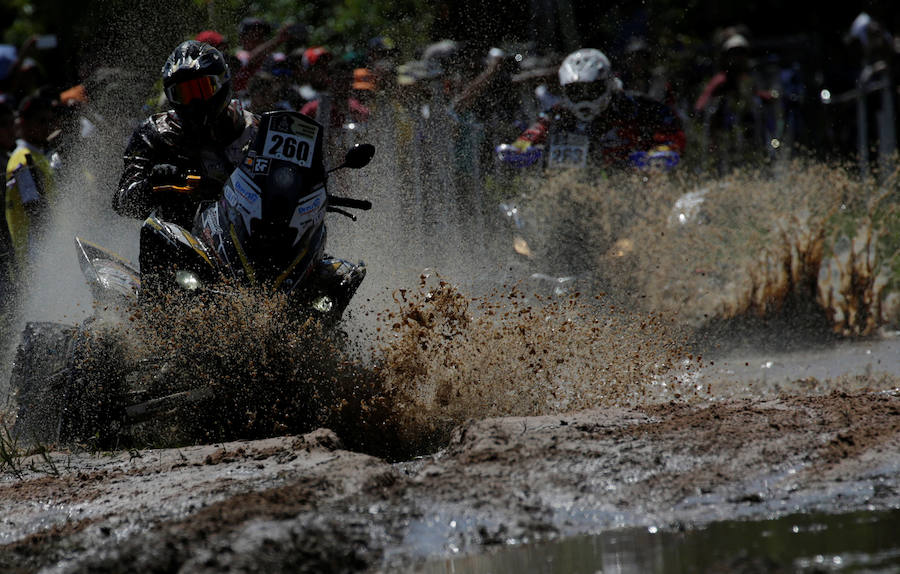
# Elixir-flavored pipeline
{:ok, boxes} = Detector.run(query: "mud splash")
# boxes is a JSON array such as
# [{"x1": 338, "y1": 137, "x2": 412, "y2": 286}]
[
  {"x1": 370, "y1": 274, "x2": 696, "y2": 427},
  {"x1": 60, "y1": 286, "x2": 392, "y2": 453},
  {"x1": 506, "y1": 158, "x2": 900, "y2": 338},
  {"x1": 54, "y1": 270, "x2": 697, "y2": 460},
  {"x1": 9, "y1": 155, "x2": 900, "y2": 463}
]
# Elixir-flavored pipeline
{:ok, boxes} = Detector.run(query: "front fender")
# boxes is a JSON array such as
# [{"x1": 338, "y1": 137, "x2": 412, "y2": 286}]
[
  {"x1": 75, "y1": 236, "x2": 140, "y2": 303},
  {"x1": 139, "y1": 214, "x2": 218, "y2": 298},
  {"x1": 496, "y1": 144, "x2": 544, "y2": 168}
]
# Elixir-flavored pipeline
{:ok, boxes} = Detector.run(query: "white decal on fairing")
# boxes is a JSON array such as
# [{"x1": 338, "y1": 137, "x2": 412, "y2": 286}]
[
  {"x1": 224, "y1": 168, "x2": 261, "y2": 234},
  {"x1": 288, "y1": 184, "x2": 326, "y2": 246}
]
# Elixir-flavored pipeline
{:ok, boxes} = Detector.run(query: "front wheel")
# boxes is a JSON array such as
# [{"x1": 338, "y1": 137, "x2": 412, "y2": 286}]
[
  {"x1": 9, "y1": 320, "x2": 134, "y2": 448},
  {"x1": 8, "y1": 322, "x2": 80, "y2": 446}
]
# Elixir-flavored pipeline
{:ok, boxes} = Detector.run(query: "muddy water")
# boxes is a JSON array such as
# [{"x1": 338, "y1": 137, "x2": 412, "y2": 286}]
[
  {"x1": 701, "y1": 333, "x2": 900, "y2": 389},
  {"x1": 419, "y1": 510, "x2": 900, "y2": 573}
]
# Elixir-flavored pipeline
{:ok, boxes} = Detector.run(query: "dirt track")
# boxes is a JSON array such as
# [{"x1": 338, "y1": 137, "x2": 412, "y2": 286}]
[{"x1": 2, "y1": 383, "x2": 899, "y2": 573}]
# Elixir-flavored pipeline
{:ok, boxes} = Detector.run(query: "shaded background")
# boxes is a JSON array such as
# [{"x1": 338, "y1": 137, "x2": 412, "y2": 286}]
[{"x1": 1, "y1": 0, "x2": 897, "y2": 94}]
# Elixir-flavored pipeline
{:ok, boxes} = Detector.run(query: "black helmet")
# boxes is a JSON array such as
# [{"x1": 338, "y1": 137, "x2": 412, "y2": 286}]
[{"x1": 162, "y1": 40, "x2": 232, "y2": 129}]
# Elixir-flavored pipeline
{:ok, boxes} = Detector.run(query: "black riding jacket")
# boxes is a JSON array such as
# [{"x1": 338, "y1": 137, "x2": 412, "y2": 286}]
[{"x1": 113, "y1": 100, "x2": 257, "y2": 226}]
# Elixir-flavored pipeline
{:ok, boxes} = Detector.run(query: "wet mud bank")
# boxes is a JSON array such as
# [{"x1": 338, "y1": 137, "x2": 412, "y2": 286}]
[{"x1": 2, "y1": 389, "x2": 899, "y2": 573}]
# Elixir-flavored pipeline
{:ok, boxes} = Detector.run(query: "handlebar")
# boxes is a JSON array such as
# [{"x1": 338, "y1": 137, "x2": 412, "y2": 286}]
[
  {"x1": 151, "y1": 174, "x2": 207, "y2": 194},
  {"x1": 629, "y1": 149, "x2": 680, "y2": 171},
  {"x1": 153, "y1": 174, "x2": 373, "y2": 218},
  {"x1": 496, "y1": 143, "x2": 543, "y2": 168},
  {"x1": 327, "y1": 194, "x2": 372, "y2": 211}
]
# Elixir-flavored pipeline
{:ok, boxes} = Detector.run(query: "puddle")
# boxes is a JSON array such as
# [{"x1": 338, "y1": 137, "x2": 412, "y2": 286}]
[{"x1": 417, "y1": 509, "x2": 900, "y2": 573}]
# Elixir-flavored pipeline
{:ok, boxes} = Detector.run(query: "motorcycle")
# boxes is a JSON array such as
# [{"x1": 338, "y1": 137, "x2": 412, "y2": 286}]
[
  {"x1": 495, "y1": 142, "x2": 680, "y2": 171},
  {"x1": 7, "y1": 110, "x2": 376, "y2": 446}
]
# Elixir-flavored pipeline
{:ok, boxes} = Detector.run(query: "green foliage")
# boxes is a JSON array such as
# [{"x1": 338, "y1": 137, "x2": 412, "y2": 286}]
[
  {"x1": 207, "y1": 0, "x2": 434, "y2": 56},
  {"x1": 0, "y1": 424, "x2": 24, "y2": 478},
  {"x1": 830, "y1": 182, "x2": 900, "y2": 295}
]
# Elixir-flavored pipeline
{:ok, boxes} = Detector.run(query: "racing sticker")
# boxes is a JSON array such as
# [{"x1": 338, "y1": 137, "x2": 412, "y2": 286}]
[
  {"x1": 264, "y1": 116, "x2": 318, "y2": 168},
  {"x1": 547, "y1": 132, "x2": 589, "y2": 169},
  {"x1": 224, "y1": 168, "x2": 262, "y2": 234},
  {"x1": 253, "y1": 157, "x2": 270, "y2": 174},
  {"x1": 288, "y1": 183, "x2": 326, "y2": 245}
]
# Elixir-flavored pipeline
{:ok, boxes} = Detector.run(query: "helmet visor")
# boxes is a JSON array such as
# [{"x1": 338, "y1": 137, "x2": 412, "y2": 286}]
[
  {"x1": 165, "y1": 75, "x2": 224, "y2": 105},
  {"x1": 563, "y1": 81, "x2": 608, "y2": 104}
]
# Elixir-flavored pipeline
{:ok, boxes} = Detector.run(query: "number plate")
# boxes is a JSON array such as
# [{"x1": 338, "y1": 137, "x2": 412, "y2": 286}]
[
  {"x1": 548, "y1": 133, "x2": 589, "y2": 168},
  {"x1": 263, "y1": 129, "x2": 316, "y2": 168}
]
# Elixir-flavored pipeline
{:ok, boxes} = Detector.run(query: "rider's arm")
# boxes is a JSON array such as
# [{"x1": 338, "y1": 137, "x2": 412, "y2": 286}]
[
  {"x1": 652, "y1": 120, "x2": 686, "y2": 154},
  {"x1": 646, "y1": 99, "x2": 686, "y2": 154},
  {"x1": 452, "y1": 56, "x2": 504, "y2": 114},
  {"x1": 113, "y1": 119, "x2": 159, "y2": 219},
  {"x1": 694, "y1": 72, "x2": 727, "y2": 113},
  {"x1": 512, "y1": 113, "x2": 551, "y2": 150},
  {"x1": 232, "y1": 24, "x2": 291, "y2": 93}
]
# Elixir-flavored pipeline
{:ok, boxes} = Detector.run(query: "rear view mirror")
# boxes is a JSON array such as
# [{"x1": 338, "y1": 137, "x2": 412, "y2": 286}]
[{"x1": 343, "y1": 143, "x2": 375, "y2": 169}]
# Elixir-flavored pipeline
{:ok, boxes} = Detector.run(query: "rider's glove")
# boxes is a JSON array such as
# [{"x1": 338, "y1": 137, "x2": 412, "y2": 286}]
[
  {"x1": 149, "y1": 163, "x2": 185, "y2": 185},
  {"x1": 511, "y1": 138, "x2": 532, "y2": 152}
]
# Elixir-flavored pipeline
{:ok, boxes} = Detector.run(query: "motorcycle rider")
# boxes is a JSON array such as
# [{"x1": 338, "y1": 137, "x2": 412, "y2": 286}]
[
  {"x1": 113, "y1": 40, "x2": 258, "y2": 227},
  {"x1": 5, "y1": 93, "x2": 59, "y2": 278},
  {"x1": 501, "y1": 48, "x2": 685, "y2": 171}
]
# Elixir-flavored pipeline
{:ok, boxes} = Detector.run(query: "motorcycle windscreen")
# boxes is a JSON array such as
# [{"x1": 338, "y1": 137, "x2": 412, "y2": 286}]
[{"x1": 222, "y1": 111, "x2": 328, "y2": 283}]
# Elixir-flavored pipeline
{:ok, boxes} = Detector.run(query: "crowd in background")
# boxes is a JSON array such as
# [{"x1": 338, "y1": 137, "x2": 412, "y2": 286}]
[{"x1": 0, "y1": 11, "x2": 899, "y2": 308}]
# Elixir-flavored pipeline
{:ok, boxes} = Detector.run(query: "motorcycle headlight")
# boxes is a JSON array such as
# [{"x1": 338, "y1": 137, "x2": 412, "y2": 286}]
[
  {"x1": 311, "y1": 295, "x2": 333, "y2": 313},
  {"x1": 176, "y1": 270, "x2": 202, "y2": 291}
]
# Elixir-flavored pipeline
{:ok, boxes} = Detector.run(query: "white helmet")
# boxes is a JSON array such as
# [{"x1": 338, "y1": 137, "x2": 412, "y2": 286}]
[{"x1": 558, "y1": 49, "x2": 615, "y2": 121}]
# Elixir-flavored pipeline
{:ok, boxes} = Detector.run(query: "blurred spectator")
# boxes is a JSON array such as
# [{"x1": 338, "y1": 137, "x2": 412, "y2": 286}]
[
  {"x1": 452, "y1": 47, "x2": 525, "y2": 177},
  {"x1": 352, "y1": 68, "x2": 376, "y2": 93},
  {"x1": 196, "y1": 30, "x2": 228, "y2": 51},
  {"x1": 295, "y1": 46, "x2": 334, "y2": 107},
  {"x1": 347, "y1": 38, "x2": 388, "y2": 107},
  {"x1": 256, "y1": 22, "x2": 308, "y2": 108},
  {"x1": 53, "y1": 83, "x2": 88, "y2": 155},
  {"x1": 0, "y1": 35, "x2": 58, "y2": 106},
  {"x1": 196, "y1": 30, "x2": 242, "y2": 89},
  {"x1": 78, "y1": 67, "x2": 148, "y2": 141},
  {"x1": 0, "y1": 98, "x2": 15, "y2": 287},
  {"x1": 300, "y1": 57, "x2": 370, "y2": 152},
  {"x1": 365, "y1": 36, "x2": 398, "y2": 94},
  {"x1": 619, "y1": 36, "x2": 675, "y2": 107},
  {"x1": 694, "y1": 27, "x2": 771, "y2": 173},
  {"x1": 246, "y1": 70, "x2": 293, "y2": 112},
  {"x1": 5, "y1": 93, "x2": 59, "y2": 278},
  {"x1": 232, "y1": 18, "x2": 293, "y2": 96},
  {"x1": 395, "y1": 39, "x2": 476, "y2": 123},
  {"x1": 511, "y1": 52, "x2": 562, "y2": 118},
  {"x1": 281, "y1": 23, "x2": 309, "y2": 55},
  {"x1": 0, "y1": 44, "x2": 16, "y2": 95},
  {"x1": 847, "y1": 12, "x2": 896, "y2": 82},
  {"x1": 236, "y1": 18, "x2": 272, "y2": 65},
  {"x1": 453, "y1": 47, "x2": 519, "y2": 116},
  {"x1": 845, "y1": 12, "x2": 898, "y2": 177},
  {"x1": 0, "y1": 98, "x2": 14, "y2": 163}
]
